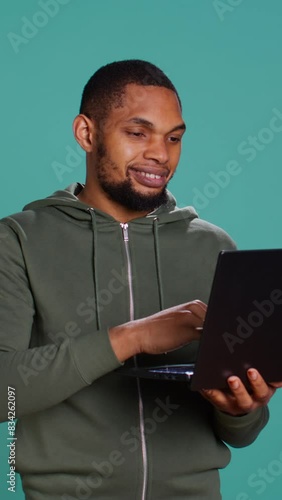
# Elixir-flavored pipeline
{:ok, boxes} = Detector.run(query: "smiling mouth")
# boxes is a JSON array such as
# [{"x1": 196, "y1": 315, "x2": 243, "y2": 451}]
[
  {"x1": 128, "y1": 167, "x2": 169, "y2": 188},
  {"x1": 140, "y1": 171, "x2": 162, "y2": 180}
]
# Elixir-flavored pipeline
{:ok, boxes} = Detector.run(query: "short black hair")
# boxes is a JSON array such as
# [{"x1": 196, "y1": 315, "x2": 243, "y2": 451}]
[{"x1": 79, "y1": 59, "x2": 181, "y2": 124}]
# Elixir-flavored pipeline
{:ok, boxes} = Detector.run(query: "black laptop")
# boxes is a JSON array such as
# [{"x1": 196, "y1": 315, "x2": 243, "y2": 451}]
[{"x1": 121, "y1": 249, "x2": 282, "y2": 390}]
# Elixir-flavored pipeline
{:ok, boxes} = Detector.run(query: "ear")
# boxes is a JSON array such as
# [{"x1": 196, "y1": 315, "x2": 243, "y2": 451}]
[{"x1": 72, "y1": 114, "x2": 97, "y2": 153}]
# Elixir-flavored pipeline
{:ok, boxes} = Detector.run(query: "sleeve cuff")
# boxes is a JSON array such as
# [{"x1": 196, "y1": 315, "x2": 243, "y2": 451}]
[
  {"x1": 214, "y1": 406, "x2": 268, "y2": 429},
  {"x1": 213, "y1": 406, "x2": 269, "y2": 448},
  {"x1": 70, "y1": 328, "x2": 123, "y2": 384}
]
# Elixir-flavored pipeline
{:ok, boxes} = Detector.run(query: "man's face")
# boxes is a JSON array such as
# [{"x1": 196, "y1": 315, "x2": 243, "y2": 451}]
[{"x1": 90, "y1": 83, "x2": 185, "y2": 212}]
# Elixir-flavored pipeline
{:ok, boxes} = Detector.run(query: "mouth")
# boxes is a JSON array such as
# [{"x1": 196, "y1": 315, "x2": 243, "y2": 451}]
[{"x1": 128, "y1": 166, "x2": 169, "y2": 188}]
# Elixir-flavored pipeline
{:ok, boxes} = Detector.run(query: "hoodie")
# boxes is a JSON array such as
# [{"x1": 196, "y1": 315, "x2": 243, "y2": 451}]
[{"x1": 0, "y1": 183, "x2": 268, "y2": 500}]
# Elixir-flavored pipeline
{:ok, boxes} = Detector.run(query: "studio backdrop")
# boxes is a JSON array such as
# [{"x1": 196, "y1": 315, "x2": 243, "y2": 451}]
[{"x1": 1, "y1": 1, "x2": 282, "y2": 499}]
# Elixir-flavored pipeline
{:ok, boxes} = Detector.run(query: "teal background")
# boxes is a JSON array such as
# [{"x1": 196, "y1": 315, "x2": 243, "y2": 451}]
[{"x1": 1, "y1": 0, "x2": 282, "y2": 498}]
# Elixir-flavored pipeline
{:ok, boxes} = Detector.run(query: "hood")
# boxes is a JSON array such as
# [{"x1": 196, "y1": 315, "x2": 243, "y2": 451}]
[{"x1": 23, "y1": 183, "x2": 199, "y2": 225}]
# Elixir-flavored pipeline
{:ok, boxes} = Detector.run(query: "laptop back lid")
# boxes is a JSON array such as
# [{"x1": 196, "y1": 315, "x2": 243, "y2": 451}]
[{"x1": 190, "y1": 249, "x2": 282, "y2": 390}]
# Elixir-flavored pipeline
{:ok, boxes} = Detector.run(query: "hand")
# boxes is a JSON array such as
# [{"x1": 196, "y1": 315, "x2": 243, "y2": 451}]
[
  {"x1": 200, "y1": 369, "x2": 277, "y2": 416},
  {"x1": 109, "y1": 300, "x2": 207, "y2": 362},
  {"x1": 136, "y1": 300, "x2": 207, "y2": 355}
]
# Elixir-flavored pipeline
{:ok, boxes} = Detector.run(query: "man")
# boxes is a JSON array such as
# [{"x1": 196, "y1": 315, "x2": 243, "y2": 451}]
[{"x1": 0, "y1": 60, "x2": 279, "y2": 500}]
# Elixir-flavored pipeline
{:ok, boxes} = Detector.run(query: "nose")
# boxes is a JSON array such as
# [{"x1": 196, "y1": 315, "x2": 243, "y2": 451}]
[{"x1": 143, "y1": 136, "x2": 169, "y2": 164}]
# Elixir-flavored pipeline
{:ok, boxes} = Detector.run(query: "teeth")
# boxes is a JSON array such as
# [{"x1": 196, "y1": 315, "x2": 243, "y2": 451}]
[{"x1": 140, "y1": 172, "x2": 161, "y2": 179}]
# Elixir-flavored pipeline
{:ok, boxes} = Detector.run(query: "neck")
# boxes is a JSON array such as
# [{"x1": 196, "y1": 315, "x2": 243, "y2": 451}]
[{"x1": 77, "y1": 187, "x2": 150, "y2": 223}]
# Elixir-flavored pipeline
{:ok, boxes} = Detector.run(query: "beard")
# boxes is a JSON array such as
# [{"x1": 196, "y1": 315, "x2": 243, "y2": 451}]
[{"x1": 95, "y1": 140, "x2": 170, "y2": 212}]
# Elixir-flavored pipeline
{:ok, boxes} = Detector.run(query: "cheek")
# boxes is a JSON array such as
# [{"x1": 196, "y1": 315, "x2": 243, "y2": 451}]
[{"x1": 112, "y1": 139, "x2": 142, "y2": 164}]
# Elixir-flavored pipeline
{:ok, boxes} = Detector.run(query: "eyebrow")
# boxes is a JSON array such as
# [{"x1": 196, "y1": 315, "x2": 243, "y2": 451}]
[{"x1": 125, "y1": 117, "x2": 186, "y2": 134}]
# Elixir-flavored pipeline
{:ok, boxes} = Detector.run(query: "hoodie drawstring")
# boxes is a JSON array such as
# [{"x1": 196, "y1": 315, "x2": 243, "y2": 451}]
[
  {"x1": 89, "y1": 209, "x2": 101, "y2": 330},
  {"x1": 153, "y1": 217, "x2": 164, "y2": 311},
  {"x1": 89, "y1": 209, "x2": 164, "y2": 326}
]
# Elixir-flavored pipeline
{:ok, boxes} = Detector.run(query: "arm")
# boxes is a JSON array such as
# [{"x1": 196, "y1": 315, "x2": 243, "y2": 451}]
[
  {"x1": 213, "y1": 406, "x2": 269, "y2": 448},
  {"x1": 109, "y1": 301, "x2": 206, "y2": 361},
  {"x1": 0, "y1": 223, "x2": 122, "y2": 421},
  {"x1": 0, "y1": 222, "x2": 206, "y2": 421},
  {"x1": 201, "y1": 369, "x2": 275, "y2": 447}
]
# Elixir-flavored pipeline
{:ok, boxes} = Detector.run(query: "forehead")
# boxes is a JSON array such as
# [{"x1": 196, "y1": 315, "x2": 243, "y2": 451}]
[{"x1": 108, "y1": 84, "x2": 183, "y2": 127}]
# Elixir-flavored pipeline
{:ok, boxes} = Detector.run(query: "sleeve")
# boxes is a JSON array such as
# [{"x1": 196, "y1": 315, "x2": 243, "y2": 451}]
[
  {"x1": 212, "y1": 406, "x2": 269, "y2": 448},
  {"x1": 0, "y1": 222, "x2": 122, "y2": 422}
]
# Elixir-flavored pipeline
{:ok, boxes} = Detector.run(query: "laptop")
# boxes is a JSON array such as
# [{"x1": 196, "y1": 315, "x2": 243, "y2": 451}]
[{"x1": 120, "y1": 249, "x2": 282, "y2": 390}]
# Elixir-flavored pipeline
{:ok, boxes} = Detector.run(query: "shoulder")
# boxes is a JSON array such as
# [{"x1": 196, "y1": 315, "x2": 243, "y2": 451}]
[
  {"x1": 0, "y1": 209, "x2": 41, "y2": 237},
  {"x1": 191, "y1": 217, "x2": 235, "y2": 243}
]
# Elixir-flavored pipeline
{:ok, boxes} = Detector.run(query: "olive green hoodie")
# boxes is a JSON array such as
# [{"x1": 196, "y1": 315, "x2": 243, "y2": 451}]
[{"x1": 0, "y1": 183, "x2": 268, "y2": 500}]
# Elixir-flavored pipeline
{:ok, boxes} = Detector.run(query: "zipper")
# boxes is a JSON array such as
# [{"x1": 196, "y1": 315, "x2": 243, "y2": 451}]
[{"x1": 120, "y1": 223, "x2": 148, "y2": 500}]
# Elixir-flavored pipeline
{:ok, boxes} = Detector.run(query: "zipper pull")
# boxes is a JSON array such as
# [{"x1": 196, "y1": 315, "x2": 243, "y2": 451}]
[{"x1": 120, "y1": 223, "x2": 129, "y2": 242}]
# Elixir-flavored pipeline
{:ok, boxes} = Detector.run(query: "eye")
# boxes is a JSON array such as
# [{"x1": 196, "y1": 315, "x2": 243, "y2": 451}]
[
  {"x1": 168, "y1": 136, "x2": 181, "y2": 143},
  {"x1": 127, "y1": 131, "x2": 146, "y2": 138}
]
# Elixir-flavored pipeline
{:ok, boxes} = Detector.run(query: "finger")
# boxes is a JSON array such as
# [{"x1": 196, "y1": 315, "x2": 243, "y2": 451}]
[
  {"x1": 184, "y1": 311, "x2": 205, "y2": 330},
  {"x1": 178, "y1": 313, "x2": 204, "y2": 339},
  {"x1": 226, "y1": 376, "x2": 255, "y2": 413},
  {"x1": 200, "y1": 388, "x2": 232, "y2": 409},
  {"x1": 193, "y1": 300, "x2": 208, "y2": 311},
  {"x1": 186, "y1": 301, "x2": 207, "y2": 321},
  {"x1": 247, "y1": 369, "x2": 275, "y2": 404}
]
